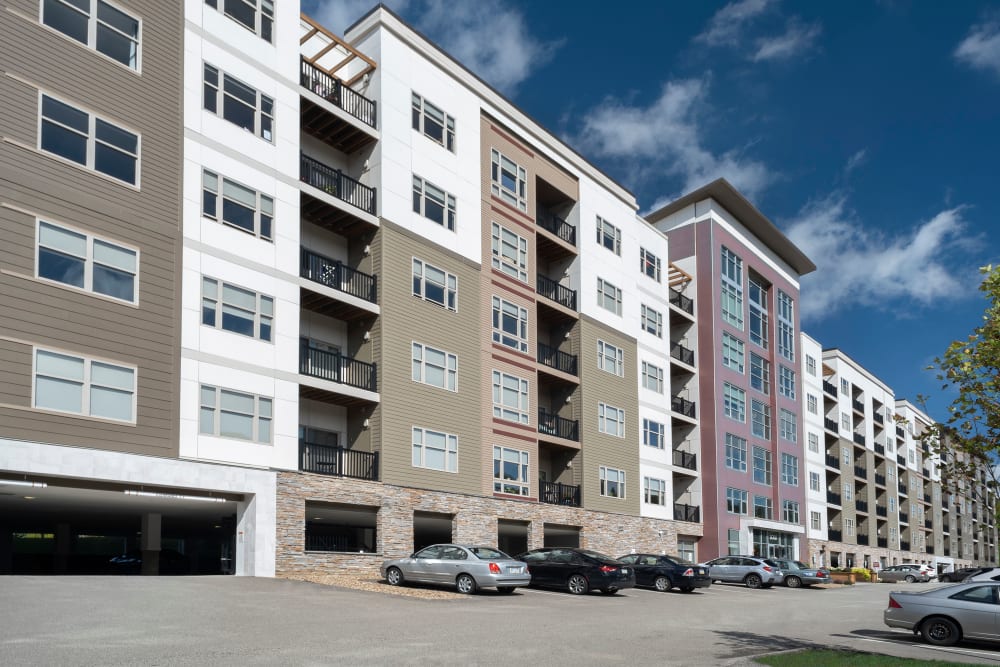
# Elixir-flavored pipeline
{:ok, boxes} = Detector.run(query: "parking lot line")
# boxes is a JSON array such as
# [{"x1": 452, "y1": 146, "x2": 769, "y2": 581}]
[{"x1": 853, "y1": 636, "x2": 1000, "y2": 663}]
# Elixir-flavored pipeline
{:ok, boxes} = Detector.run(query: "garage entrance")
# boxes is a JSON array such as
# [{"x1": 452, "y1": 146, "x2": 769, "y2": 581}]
[
  {"x1": 497, "y1": 519, "x2": 529, "y2": 555},
  {"x1": 413, "y1": 511, "x2": 453, "y2": 551},
  {"x1": 543, "y1": 523, "x2": 580, "y2": 547}
]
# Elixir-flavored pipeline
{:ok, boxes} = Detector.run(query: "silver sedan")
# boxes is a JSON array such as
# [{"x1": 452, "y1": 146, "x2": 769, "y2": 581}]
[
  {"x1": 884, "y1": 582, "x2": 1000, "y2": 646},
  {"x1": 380, "y1": 544, "x2": 530, "y2": 594}
]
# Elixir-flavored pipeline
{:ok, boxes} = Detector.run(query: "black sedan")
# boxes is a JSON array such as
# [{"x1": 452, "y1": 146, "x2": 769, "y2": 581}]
[
  {"x1": 517, "y1": 547, "x2": 636, "y2": 595},
  {"x1": 938, "y1": 567, "x2": 988, "y2": 582},
  {"x1": 617, "y1": 553, "x2": 711, "y2": 592}
]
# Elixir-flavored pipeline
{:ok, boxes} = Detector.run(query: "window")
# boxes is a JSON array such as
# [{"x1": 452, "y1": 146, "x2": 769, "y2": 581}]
[
  {"x1": 597, "y1": 278, "x2": 622, "y2": 315},
  {"x1": 34, "y1": 348, "x2": 135, "y2": 422},
  {"x1": 597, "y1": 340, "x2": 624, "y2": 376},
  {"x1": 412, "y1": 343, "x2": 457, "y2": 391},
  {"x1": 43, "y1": 0, "x2": 140, "y2": 68},
  {"x1": 412, "y1": 176, "x2": 456, "y2": 231},
  {"x1": 640, "y1": 305, "x2": 663, "y2": 338},
  {"x1": 412, "y1": 259, "x2": 457, "y2": 311},
  {"x1": 491, "y1": 297, "x2": 528, "y2": 353},
  {"x1": 781, "y1": 453, "x2": 799, "y2": 486},
  {"x1": 889, "y1": 496, "x2": 896, "y2": 512},
  {"x1": 490, "y1": 223, "x2": 527, "y2": 281},
  {"x1": 600, "y1": 467, "x2": 625, "y2": 498},
  {"x1": 598, "y1": 402, "x2": 625, "y2": 438},
  {"x1": 727, "y1": 487, "x2": 748, "y2": 514},
  {"x1": 36, "y1": 220, "x2": 137, "y2": 303},
  {"x1": 782, "y1": 500, "x2": 799, "y2": 523},
  {"x1": 199, "y1": 384, "x2": 270, "y2": 442},
  {"x1": 678, "y1": 540, "x2": 695, "y2": 563},
  {"x1": 39, "y1": 94, "x2": 139, "y2": 185},
  {"x1": 806, "y1": 355, "x2": 817, "y2": 376},
  {"x1": 780, "y1": 409, "x2": 797, "y2": 442},
  {"x1": 722, "y1": 333, "x2": 744, "y2": 373},
  {"x1": 843, "y1": 483, "x2": 852, "y2": 501},
  {"x1": 412, "y1": 427, "x2": 458, "y2": 472},
  {"x1": 205, "y1": 0, "x2": 273, "y2": 42},
  {"x1": 728, "y1": 528, "x2": 741, "y2": 554},
  {"x1": 202, "y1": 170, "x2": 272, "y2": 240},
  {"x1": 753, "y1": 495, "x2": 773, "y2": 519},
  {"x1": 493, "y1": 446, "x2": 528, "y2": 496},
  {"x1": 842, "y1": 446, "x2": 851, "y2": 465},
  {"x1": 641, "y1": 362, "x2": 664, "y2": 393},
  {"x1": 779, "y1": 365, "x2": 796, "y2": 399},
  {"x1": 490, "y1": 149, "x2": 526, "y2": 211},
  {"x1": 725, "y1": 433, "x2": 747, "y2": 472},
  {"x1": 807, "y1": 394, "x2": 818, "y2": 415},
  {"x1": 643, "y1": 419, "x2": 665, "y2": 449},
  {"x1": 596, "y1": 216, "x2": 621, "y2": 255},
  {"x1": 751, "y1": 399, "x2": 771, "y2": 439},
  {"x1": 809, "y1": 471, "x2": 820, "y2": 492},
  {"x1": 844, "y1": 517, "x2": 855, "y2": 537},
  {"x1": 644, "y1": 477, "x2": 666, "y2": 505},
  {"x1": 640, "y1": 248, "x2": 660, "y2": 281},
  {"x1": 720, "y1": 246, "x2": 744, "y2": 329},
  {"x1": 777, "y1": 290, "x2": 795, "y2": 361},
  {"x1": 750, "y1": 353, "x2": 770, "y2": 394},
  {"x1": 203, "y1": 64, "x2": 273, "y2": 141},
  {"x1": 748, "y1": 277, "x2": 769, "y2": 348},
  {"x1": 723, "y1": 383, "x2": 746, "y2": 422},
  {"x1": 811, "y1": 511, "x2": 821, "y2": 530},
  {"x1": 492, "y1": 371, "x2": 528, "y2": 424},
  {"x1": 841, "y1": 412, "x2": 850, "y2": 431},
  {"x1": 841, "y1": 378, "x2": 849, "y2": 395},
  {"x1": 753, "y1": 446, "x2": 772, "y2": 485},
  {"x1": 412, "y1": 93, "x2": 455, "y2": 151},
  {"x1": 201, "y1": 277, "x2": 273, "y2": 341},
  {"x1": 808, "y1": 432, "x2": 819, "y2": 453}
]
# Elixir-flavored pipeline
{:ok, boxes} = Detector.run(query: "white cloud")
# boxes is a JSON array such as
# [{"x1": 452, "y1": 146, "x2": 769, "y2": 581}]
[
  {"x1": 695, "y1": 0, "x2": 775, "y2": 46},
  {"x1": 954, "y1": 20, "x2": 1000, "y2": 77},
  {"x1": 843, "y1": 149, "x2": 868, "y2": 176},
  {"x1": 751, "y1": 19, "x2": 821, "y2": 62}
]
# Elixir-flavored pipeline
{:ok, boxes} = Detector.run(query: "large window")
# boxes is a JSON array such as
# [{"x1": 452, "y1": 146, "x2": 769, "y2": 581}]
[
  {"x1": 778, "y1": 365, "x2": 796, "y2": 399},
  {"x1": 727, "y1": 487, "x2": 748, "y2": 515},
  {"x1": 199, "y1": 384, "x2": 271, "y2": 442},
  {"x1": 203, "y1": 63, "x2": 273, "y2": 141},
  {"x1": 780, "y1": 409, "x2": 797, "y2": 442},
  {"x1": 639, "y1": 248, "x2": 661, "y2": 281},
  {"x1": 600, "y1": 466, "x2": 625, "y2": 498},
  {"x1": 641, "y1": 304, "x2": 663, "y2": 338},
  {"x1": 412, "y1": 258, "x2": 457, "y2": 311},
  {"x1": 782, "y1": 500, "x2": 800, "y2": 524},
  {"x1": 34, "y1": 348, "x2": 135, "y2": 422},
  {"x1": 412, "y1": 426, "x2": 458, "y2": 472},
  {"x1": 490, "y1": 149, "x2": 526, "y2": 211},
  {"x1": 751, "y1": 399, "x2": 771, "y2": 439},
  {"x1": 643, "y1": 419, "x2": 665, "y2": 449},
  {"x1": 596, "y1": 216, "x2": 621, "y2": 255},
  {"x1": 492, "y1": 371, "x2": 529, "y2": 424},
  {"x1": 810, "y1": 511, "x2": 821, "y2": 530},
  {"x1": 413, "y1": 176, "x2": 456, "y2": 231},
  {"x1": 806, "y1": 355, "x2": 817, "y2": 376},
  {"x1": 777, "y1": 290, "x2": 795, "y2": 361},
  {"x1": 644, "y1": 477, "x2": 666, "y2": 505},
  {"x1": 493, "y1": 446, "x2": 529, "y2": 496},
  {"x1": 723, "y1": 383, "x2": 746, "y2": 422},
  {"x1": 641, "y1": 361, "x2": 664, "y2": 394},
  {"x1": 750, "y1": 352, "x2": 770, "y2": 394},
  {"x1": 597, "y1": 278, "x2": 622, "y2": 315},
  {"x1": 598, "y1": 402, "x2": 625, "y2": 437},
  {"x1": 748, "y1": 277, "x2": 769, "y2": 348},
  {"x1": 201, "y1": 277, "x2": 273, "y2": 341},
  {"x1": 205, "y1": 0, "x2": 273, "y2": 42},
  {"x1": 202, "y1": 170, "x2": 273, "y2": 240},
  {"x1": 781, "y1": 453, "x2": 799, "y2": 486},
  {"x1": 412, "y1": 93, "x2": 455, "y2": 151},
  {"x1": 809, "y1": 471, "x2": 820, "y2": 492},
  {"x1": 807, "y1": 394, "x2": 818, "y2": 415},
  {"x1": 720, "y1": 246, "x2": 743, "y2": 329},
  {"x1": 597, "y1": 340, "x2": 624, "y2": 376},
  {"x1": 490, "y1": 223, "x2": 527, "y2": 282},
  {"x1": 37, "y1": 220, "x2": 137, "y2": 303},
  {"x1": 725, "y1": 433, "x2": 748, "y2": 471},
  {"x1": 491, "y1": 297, "x2": 528, "y2": 353},
  {"x1": 722, "y1": 332, "x2": 744, "y2": 373},
  {"x1": 753, "y1": 446, "x2": 772, "y2": 485},
  {"x1": 43, "y1": 0, "x2": 140, "y2": 68},
  {"x1": 412, "y1": 343, "x2": 457, "y2": 391},
  {"x1": 754, "y1": 495, "x2": 773, "y2": 519},
  {"x1": 40, "y1": 94, "x2": 139, "y2": 185},
  {"x1": 808, "y1": 432, "x2": 819, "y2": 452}
]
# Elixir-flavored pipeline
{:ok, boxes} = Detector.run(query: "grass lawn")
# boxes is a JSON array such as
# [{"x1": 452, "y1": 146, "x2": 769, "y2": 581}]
[{"x1": 757, "y1": 649, "x2": 983, "y2": 666}]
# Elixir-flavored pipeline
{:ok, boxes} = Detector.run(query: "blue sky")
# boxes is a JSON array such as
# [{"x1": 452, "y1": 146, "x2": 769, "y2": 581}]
[{"x1": 307, "y1": 0, "x2": 1000, "y2": 419}]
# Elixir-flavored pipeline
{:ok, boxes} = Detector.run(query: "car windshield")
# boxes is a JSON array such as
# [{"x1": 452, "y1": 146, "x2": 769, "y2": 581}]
[
  {"x1": 468, "y1": 547, "x2": 510, "y2": 560},
  {"x1": 763, "y1": 559, "x2": 781, "y2": 567}
]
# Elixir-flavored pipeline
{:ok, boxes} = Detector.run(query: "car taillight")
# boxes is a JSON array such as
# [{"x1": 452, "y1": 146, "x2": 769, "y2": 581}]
[
  {"x1": 489, "y1": 562, "x2": 501, "y2": 574},
  {"x1": 888, "y1": 596, "x2": 902, "y2": 609},
  {"x1": 762, "y1": 565, "x2": 772, "y2": 572},
  {"x1": 683, "y1": 568, "x2": 694, "y2": 577},
  {"x1": 599, "y1": 565, "x2": 618, "y2": 573},
  {"x1": 817, "y1": 571, "x2": 828, "y2": 578}
]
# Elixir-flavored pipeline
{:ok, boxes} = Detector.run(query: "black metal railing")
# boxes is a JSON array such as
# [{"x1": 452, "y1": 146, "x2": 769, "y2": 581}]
[
  {"x1": 878, "y1": 537, "x2": 888, "y2": 548},
  {"x1": 926, "y1": 545, "x2": 934, "y2": 554},
  {"x1": 854, "y1": 466, "x2": 867, "y2": 479},
  {"x1": 670, "y1": 342, "x2": 694, "y2": 365},
  {"x1": 924, "y1": 493, "x2": 932, "y2": 504},
  {"x1": 875, "y1": 473, "x2": 886, "y2": 486},
  {"x1": 875, "y1": 443, "x2": 885, "y2": 456},
  {"x1": 900, "y1": 512, "x2": 909, "y2": 523},
  {"x1": 873, "y1": 412, "x2": 885, "y2": 425},
  {"x1": 897, "y1": 455, "x2": 906, "y2": 466},
  {"x1": 826, "y1": 454, "x2": 839, "y2": 468},
  {"x1": 857, "y1": 534, "x2": 869, "y2": 546},
  {"x1": 671, "y1": 395, "x2": 696, "y2": 418},
  {"x1": 669, "y1": 288, "x2": 694, "y2": 314},
  {"x1": 299, "y1": 440, "x2": 378, "y2": 480},
  {"x1": 853, "y1": 432, "x2": 865, "y2": 446},
  {"x1": 299, "y1": 339, "x2": 377, "y2": 392},
  {"x1": 536, "y1": 209, "x2": 576, "y2": 246},
  {"x1": 539, "y1": 480, "x2": 581, "y2": 507},
  {"x1": 943, "y1": 548, "x2": 950, "y2": 556},
  {"x1": 876, "y1": 504, "x2": 887, "y2": 517},
  {"x1": 823, "y1": 380, "x2": 837, "y2": 396},
  {"x1": 900, "y1": 540, "x2": 910, "y2": 550},
  {"x1": 898, "y1": 482, "x2": 908, "y2": 495},
  {"x1": 827, "y1": 491, "x2": 841, "y2": 505},
  {"x1": 856, "y1": 500, "x2": 869, "y2": 513},
  {"x1": 300, "y1": 153, "x2": 377, "y2": 215},
  {"x1": 925, "y1": 519, "x2": 933, "y2": 529},
  {"x1": 301, "y1": 248, "x2": 377, "y2": 303},
  {"x1": 853, "y1": 399, "x2": 865, "y2": 413},
  {"x1": 829, "y1": 529, "x2": 842, "y2": 541},
  {"x1": 300, "y1": 57, "x2": 377, "y2": 129},
  {"x1": 673, "y1": 450, "x2": 697, "y2": 471},
  {"x1": 538, "y1": 409, "x2": 579, "y2": 441},
  {"x1": 825, "y1": 417, "x2": 839, "y2": 432},
  {"x1": 537, "y1": 343, "x2": 578, "y2": 376},
  {"x1": 536, "y1": 274, "x2": 577, "y2": 310},
  {"x1": 674, "y1": 503, "x2": 700, "y2": 523},
  {"x1": 896, "y1": 425, "x2": 905, "y2": 438}
]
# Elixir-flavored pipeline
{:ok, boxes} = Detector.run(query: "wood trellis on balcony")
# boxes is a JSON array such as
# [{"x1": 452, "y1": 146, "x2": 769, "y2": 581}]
[{"x1": 300, "y1": 14, "x2": 377, "y2": 87}]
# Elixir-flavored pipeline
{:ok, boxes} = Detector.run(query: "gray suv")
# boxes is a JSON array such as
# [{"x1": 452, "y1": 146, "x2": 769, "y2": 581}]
[{"x1": 702, "y1": 556, "x2": 783, "y2": 589}]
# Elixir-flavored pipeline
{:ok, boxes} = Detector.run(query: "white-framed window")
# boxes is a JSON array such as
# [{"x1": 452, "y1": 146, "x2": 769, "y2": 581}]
[
  {"x1": 721, "y1": 246, "x2": 743, "y2": 329},
  {"x1": 205, "y1": 0, "x2": 273, "y2": 42},
  {"x1": 809, "y1": 471, "x2": 820, "y2": 492},
  {"x1": 779, "y1": 408, "x2": 797, "y2": 442},
  {"x1": 490, "y1": 148, "x2": 526, "y2": 211},
  {"x1": 782, "y1": 500, "x2": 799, "y2": 523},
  {"x1": 412, "y1": 176, "x2": 456, "y2": 231},
  {"x1": 842, "y1": 446, "x2": 851, "y2": 465},
  {"x1": 889, "y1": 496, "x2": 896, "y2": 512},
  {"x1": 201, "y1": 277, "x2": 273, "y2": 341},
  {"x1": 722, "y1": 332, "x2": 744, "y2": 373},
  {"x1": 727, "y1": 487, "x2": 748, "y2": 514},
  {"x1": 806, "y1": 354, "x2": 817, "y2": 376},
  {"x1": 844, "y1": 517, "x2": 855, "y2": 536},
  {"x1": 807, "y1": 394, "x2": 818, "y2": 415},
  {"x1": 598, "y1": 402, "x2": 625, "y2": 437},
  {"x1": 748, "y1": 277, "x2": 769, "y2": 348},
  {"x1": 808, "y1": 432, "x2": 819, "y2": 453},
  {"x1": 640, "y1": 304, "x2": 663, "y2": 338},
  {"x1": 841, "y1": 412, "x2": 851, "y2": 431},
  {"x1": 412, "y1": 92, "x2": 455, "y2": 151},
  {"x1": 203, "y1": 63, "x2": 273, "y2": 142},
  {"x1": 750, "y1": 353, "x2": 770, "y2": 394},
  {"x1": 490, "y1": 222, "x2": 527, "y2": 282},
  {"x1": 34, "y1": 348, "x2": 135, "y2": 422},
  {"x1": 596, "y1": 216, "x2": 621, "y2": 255},
  {"x1": 678, "y1": 539, "x2": 695, "y2": 563},
  {"x1": 597, "y1": 277, "x2": 622, "y2": 315},
  {"x1": 754, "y1": 495, "x2": 773, "y2": 519},
  {"x1": 493, "y1": 445, "x2": 528, "y2": 496},
  {"x1": 411, "y1": 342, "x2": 457, "y2": 391},
  {"x1": 643, "y1": 418, "x2": 665, "y2": 449},
  {"x1": 412, "y1": 426, "x2": 458, "y2": 472},
  {"x1": 778, "y1": 365, "x2": 795, "y2": 399},
  {"x1": 641, "y1": 361, "x2": 664, "y2": 393},
  {"x1": 843, "y1": 482, "x2": 853, "y2": 501},
  {"x1": 600, "y1": 466, "x2": 625, "y2": 498},
  {"x1": 491, "y1": 296, "x2": 528, "y2": 353},
  {"x1": 840, "y1": 378, "x2": 848, "y2": 395},
  {"x1": 39, "y1": 93, "x2": 139, "y2": 185},
  {"x1": 644, "y1": 477, "x2": 666, "y2": 505},
  {"x1": 597, "y1": 340, "x2": 624, "y2": 376},
  {"x1": 36, "y1": 220, "x2": 137, "y2": 303},
  {"x1": 725, "y1": 433, "x2": 747, "y2": 471},
  {"x1": 492, "y1": 371, "x2": 529, "y2": 424},
  {"x1": 777, "y1": 290, "x2": 795, "y2": 361},
  {"x1": 199, "y1": 384, "x2": 271, "y2": 443},
  {"x1": 639, "y1": 247, "x2": 660, "y2": 281},
  {"x1": 810, "y1": 511, "x2": 821, "y2": 530},
  {"x1": 202, "y1": 170, "x2": 273, "y2": 240},
  {"x1": 412, "y1": 258, "x2": 457, "y2": 311},
  {"x1": 753, "y1": 446, "x2": 772, "y2": 485},
  {"x1": 751, "y1": 399, "x2": 771, "y2": 439},
  {"x1": 781, "y1": 453, "x2": 799, "y2": 485},
  {"x1": 723, "y1": 383, "x2": 746, "y2": 422},
  {"x1": 43, "y1": 0, "x2": 141, "y2": 69}
]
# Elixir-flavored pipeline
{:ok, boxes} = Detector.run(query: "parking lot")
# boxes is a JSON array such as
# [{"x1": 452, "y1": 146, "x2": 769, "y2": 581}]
[{"x1": 2, "y1": 576, "x2": 1000, "y2": 665}]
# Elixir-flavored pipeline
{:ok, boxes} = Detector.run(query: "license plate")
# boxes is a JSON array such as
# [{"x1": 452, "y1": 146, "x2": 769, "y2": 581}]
[
  {"x1": 508, "y1": 566, "x2": 523, "y2": 574},
  {"x1": 621, "y1": 568, "x2": 629, "y2": 576}
]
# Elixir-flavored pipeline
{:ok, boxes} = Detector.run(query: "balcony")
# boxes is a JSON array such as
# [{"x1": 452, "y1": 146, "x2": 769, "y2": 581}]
[
  {"x1": 670, "y1": 342, "x2": 695, "y2": 366},
  {"x1": 897, "y1": 455, "x2": 906, "y2": 466},
  {"x1": 856, "y1": 499, "x2": 869, "y2": 513},
  {"x1": 874, "y1": 443, "x2": 885, "y2": 456},
  {"x1": 878, "y1": 537, "x2": 888, "y2": 548},
  {"x1": 926, "y1": 545, "x2": 934, "y2": 555},
  {"x1": 299, "y1": 339, "x2": 377, "y2": 393},
  {"x1": 299, "y1": 440, "x2": 378, "y2": 481},
  {"x1": 857, "y1": 534, "x2": 869, "y2": 546},
  {"x1": 852, "y1": 399, "x2": 865, "y2": 413},
  {"x1": 829, "y1": 529, "x2": 842, "y2": 541},
  {"x1": 824, "y1": 417, "x2": 838, "y2": 432},
  {"x1": 873, "y1": 412, "x2": 885, "y2": 425},
  {"x1": 668, "y1": 288, "x2": 694, "y2": 315},
  {"x1": 537, "y1": 343, "x2": 578, "y2": 376},
  {"x1": 875, "y1": 473, "x2": 886, "y2": 486},
  {"x1": 671, "y1": 395, "x2": 696, "y2": 419},
  {"x1": 536, "y1": 274, "x2": 577, "y2": 311},
  {"x1": 898, "y1": 482, "x2": 907, "y2": 495},
  {"x1": 876, "y1": 504, "x2": 887, "y2": 517},
  {"x1": 299, "y1": 57, "x2": 377, "y2": 151},
  {"x1": 827, "y1": 491, "x2": 841, "y2": 505},
  {"x1": 539, "y1": 480, "x2": 581, "y2": 507},
  {"x1": 854, "y1": 465, "x2": 867, "y2": 479},
  {"x1": 826, "y1": 453, "x2": 839, "y2": 468},
  {"x1": 852, "y1": 432, "x2": 865, "y2": 446},
  {"x1": 536, "y1": 209, "x2": 576, "y2": 246},
  {"x1": 301, "y1": 153, "x2": 376, "y2": 215},
  {"x1": 300, "y1": 248, "x2": 377, "y2": 311},
  {"x1": 823, "y1": 380, "x2": 837, "y2": 396},
  {"x1": 673, "y1": 450, "x2": 698, "y2": 471},
  {"x1": 944, "y1": 548, "x2": 951, "y2": 556},
  {"x1": 538, "y1": 409, "x2": 579, "y2": 442},
  {"x1": 924, "y1": 493, "x2": 932, "y2": 504},
  {"x1": 900, "y1": 512, "x2": 909, "y2": 523},
  {"x1": 923, "y1": 518, "x2": 933, "y2": 529},
  {"x1": 896, "y1": 425, "x2": 905, "y2": 438},
  {"x1": 674, "y1": 503, "x2": 700, "y2": 523},
  {"x1": 901, "y1": 540, "x2": 910, "y2": 551}
]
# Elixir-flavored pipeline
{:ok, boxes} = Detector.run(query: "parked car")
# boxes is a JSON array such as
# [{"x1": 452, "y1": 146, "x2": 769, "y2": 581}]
[
  {"x1": 380, "y1": 544, "x2": 530, "y2": 594},
  {"x1": 878, "y1": 564, "x2": 933, "y2": 583},
  {"x1": 516, "y1": 547, "x2": 636, "y2": 595},
  {"x1": 617, "y1": 553, "x2": 711, "y2": 593},
  {"x1": 701, "y1": 556, "x2": 782, "y2": 589},
  {"x1": 769, "y1": 559, "x2": 830, "y2": 588},
  {"x1": 885, "y1": 582, "x2": 1000, "y2": 646},
  {"x1": 938, "y1": 567, "x2": 988, "y2": 583},
  {"x1": 960, "y1": 567, "x2": 1000, "y2": 582}
]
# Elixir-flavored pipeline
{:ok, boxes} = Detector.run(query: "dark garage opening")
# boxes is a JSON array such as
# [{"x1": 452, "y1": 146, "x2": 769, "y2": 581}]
[
  {"x1": 498, "y1": 519, "x2": 529, "y2": 555},
  {"x1": 413, "y1": 511, "x2": 453, "y2": 551},
  {"x1": 543, "y1": 523, "x2": 580, "y2": 548},
  {"x1": 304, "y1": 501, "x2": 378, "y2": 553}
]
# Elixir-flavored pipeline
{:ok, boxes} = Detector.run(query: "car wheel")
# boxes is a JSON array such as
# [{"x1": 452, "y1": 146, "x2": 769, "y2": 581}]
[
  {"x1": 496, "y1": 586, "x2": 515, "y2": 594},
  {"x1": 745, "y1": 573, "x2": 763, "y2": 589},
  {"x1": 654, "y1": 575, "x2": 672, "y2": 592},
  {"x1": 905, "y1": 575, "x2": 916, "y2": 583},
  {"x1": 600, "y1": 588, "x2": 619, "y2": 595},
  {"x1": 385, "y1": 567, "x2": 404, "y2": 586},
  {"x1": 567, "y1": 573, "x2": 589, "y2": 595},
  {"x1": 785, "y1": 575, "x2": 802, "y2": 589},
  {"x1": 456, "y1": 573, "x2": 477, "y2": 595},
  {"x1": 921, "y1": 616, "x2": 961, "y2": 647}
]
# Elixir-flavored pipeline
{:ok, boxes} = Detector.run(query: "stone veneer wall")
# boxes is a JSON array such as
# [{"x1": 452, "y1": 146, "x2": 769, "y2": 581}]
[
  {"x1": 806, "y1": 538, "x2": 977, "y2": 571},
  {"x1": 276, "y1": 471, "x2": 703, "y2": 575}
]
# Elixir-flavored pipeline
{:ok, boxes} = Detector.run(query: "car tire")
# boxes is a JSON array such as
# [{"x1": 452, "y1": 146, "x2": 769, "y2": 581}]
[
  {"x1": 456, "y1": 573, "x2": 477, "y2": 595},
  {"x1": 496, "y1": 586, "x2": 516, "y2": 594},
  {"x1": 785, "y1": 575, "x2": 802, "y2": 589},
  {"x1": 567, "y1": 573, "x2": 589, "y2": 595},
  {"x1": 600, "y1": 588, "x2": 619, "y2": 595},
  {"x1": 654, "y1": 575, "x2": 672, "y2": 592},
  {"x1": 745, "y1": 573, "x2": 763, "y2": 589},
  {"x1": 905, "y1": 575, "x2": 916, "y2": 583},
  {"x1": 921, "y1": 616, "x2": 961, "y2": 647},
  {"x1": 385, "y1": 567, "x2": 404, "y2": 586}
]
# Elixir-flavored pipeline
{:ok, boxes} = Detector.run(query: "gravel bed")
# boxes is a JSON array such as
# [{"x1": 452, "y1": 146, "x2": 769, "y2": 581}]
[{"x1": 283, "y1": 572, "x2": 465, "y2": 600}]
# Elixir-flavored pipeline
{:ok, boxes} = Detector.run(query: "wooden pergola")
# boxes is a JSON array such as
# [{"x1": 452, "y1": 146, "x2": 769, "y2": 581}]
[{"x1": 300, "y1": 14, "x2": 377, "y2": 87}]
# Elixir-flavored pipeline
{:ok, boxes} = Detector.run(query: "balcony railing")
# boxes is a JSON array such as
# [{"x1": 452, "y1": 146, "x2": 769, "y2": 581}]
[
  {"x1": 854, "y1": 466, "x2": 867, "y2": 479},
  {"x1": 536, "y1": 209, "x2": 576, "y2": 246},
  {"x1": 878, "y1": 537, "x2": 888, "y2": 548},
  {"x1": 300, "y1": 340, "x2": 377, "y2": 392},
  {"x1": 825, "y1": 454, "x2": 839, "y2": 468},
  {"x1": 673, "y1": 450, "x2": 697, "y2": 471},
  {"x1": 827, "y1": 491, "x2": 841, "y2": 505},
  {"x1": 896, "y1": 425, "x2": 905, "y2": 438},
  {"x1": 897, "y1": 455, "x2": 906, "y2": 466},
  {"x1": 900, "y1": 512, "x2": 909, "y2": 523},
  {"x1": 898, "y1": 483, "x2": 907, "y2": 495},
  {"x1": 300, "y1": 440, "x2": 378, "y2": 480},
  {"x1": 536, "y1": 274, "x2": 577, "y2": 310},
  {"x1": 944, "y1": 548, "x2": 951, "y2": 556},
  {"x1": 825, "y1": 417, "x2": 838, "y2": 432},
  {"x1": 829, "y1": 529, "x2": 842, "y2": 541},
  {"x1": 926, "y1": 545, "x2": 934, "y2": 554},
  {"x1": 875, "y1": 473, "x2": 886, "y2": 486},
  {"x1": 901, "y1": 540, "x2": 910, "y2": 551},
  {"x1": 300, "y1": 153, "x2": 377, "y2": 215},
  {"x1": 855, "y1": 499, "x2": 869, "y2": 513},
  {"x1": 670, "y1": 342, "x2": 695, "y2": 366},
  {"x1": 538, "y1": 409, "x2": 579, "y2": 441},
  {"x1": 671, "y1": 395, "x2": 696, "y2": 419},
  {"x1": 674, "y1": 503, "x2": 700, "y2": 523},
  {"x1": 300, "y1": 57, "x2": 377, "y2": 129},
  {"x1": 873, "y1": 412, "x2": 885, "y2": 425},
  {"x1": 537, "y1": 343, "x2": 578, "y2": 376},
  {"x1": 668, "y1": 288, "x2": 694, "y2": 314},
  {"x1": 924, "y1": 493, "x2": 932, "y2": 504},
  {"x1": 876, "y1": 504, "x2": 887, "y2": 517},
  {"x1": 301, "y1": 248, "x2": 377, "y2": 303},
  {"x1": 857, "y1": 534, "x2": 869, "y2": 546},
  {"x1": 852, "y1": 399, "x2": 865, "y2": 413},
  {"x1": 539, "y1": 480, "x2": 581, "y2": 507},
  {"x1": 852, "y1": 432, "x2": 865, "y2": 446},
  {"x1": 823, "y1": 380, "x2": 837, "y2": 396},
  {"x1": 875, "y1": 443, "x2": 885, "y2": 456},
  {"x1": 925, "y1": 519, "x2": 933, "y2": 529}
]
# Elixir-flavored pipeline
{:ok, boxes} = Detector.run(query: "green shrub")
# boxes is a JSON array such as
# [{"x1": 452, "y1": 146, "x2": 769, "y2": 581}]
[{"x1": 851, "y1": 567, "x2": 871, "y2": 581}]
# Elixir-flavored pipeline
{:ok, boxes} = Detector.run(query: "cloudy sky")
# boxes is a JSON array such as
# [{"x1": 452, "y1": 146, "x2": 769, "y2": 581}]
[{"x1": 305, "y1": 0, "x2": 1000, "y2": 417}]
